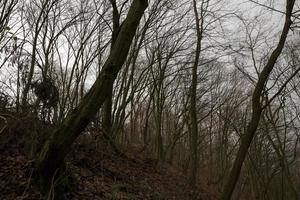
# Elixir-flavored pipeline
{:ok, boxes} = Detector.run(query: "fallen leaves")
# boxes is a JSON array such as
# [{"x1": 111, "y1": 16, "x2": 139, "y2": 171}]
[{"x1": 1, "y1": 144, "x2": 216, "y2": 200}]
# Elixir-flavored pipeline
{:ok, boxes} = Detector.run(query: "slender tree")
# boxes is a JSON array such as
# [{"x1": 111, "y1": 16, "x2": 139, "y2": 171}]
[
  {"x1": 222, "y1": 1, "x2": 295, "y2": 199},
  {"x1": 189, "y1": 0, "x2": 202, "y2": 188}
]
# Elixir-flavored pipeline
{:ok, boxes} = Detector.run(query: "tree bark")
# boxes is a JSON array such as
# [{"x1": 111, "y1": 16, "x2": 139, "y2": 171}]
[
  {"x1": 36, "y1": 0, "x2": 148, "y2": 196},
  {"x1": 101, "y1": 0, "x2": 120, "y2": 151},
  {"x1": 189, "y1": 0, "x2": 203, "y2": 188},
  {"x1": 221, "y1": 1, "x2": 295, "y2": 199}
]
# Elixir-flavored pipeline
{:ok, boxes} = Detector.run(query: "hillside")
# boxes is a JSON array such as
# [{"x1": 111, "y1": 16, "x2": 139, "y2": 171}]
[{"x1": 0, "y1": 142, "x2": 218, "y2": 200}]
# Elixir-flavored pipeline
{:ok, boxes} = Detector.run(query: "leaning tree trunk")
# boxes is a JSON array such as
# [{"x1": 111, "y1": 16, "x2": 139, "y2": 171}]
[
  {"x1": 221, "y1": 1, "x2": 295, "y2": 199},
  {"x1": 36, "y1": 0, "x2": 148, "y2": 196}
]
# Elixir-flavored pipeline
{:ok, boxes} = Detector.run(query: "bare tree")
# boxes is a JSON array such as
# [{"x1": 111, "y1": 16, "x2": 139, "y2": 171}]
[
  {"x1": 222, "y1": 1, "x2": 296, "y2": 199},
  {"x1": 0, "y1": 0, "x2": 18, "y2": 44},
  {"x1": 36, "y1": 0, "x2": 148, "y2": 198}
]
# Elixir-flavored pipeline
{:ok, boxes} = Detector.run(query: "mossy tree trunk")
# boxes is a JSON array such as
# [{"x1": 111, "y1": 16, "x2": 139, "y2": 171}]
[
  {"x1": 221, "y1": 1, "x2": 295, "y2": 199},
  {"x1": 36, "y1": 0, "x2": 148, "y2": 197}
]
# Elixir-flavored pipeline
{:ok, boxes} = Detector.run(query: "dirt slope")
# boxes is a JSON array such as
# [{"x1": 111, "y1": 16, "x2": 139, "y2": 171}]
[{"x1": 0, "y1": 144, "x2": 219, "y2": 200}]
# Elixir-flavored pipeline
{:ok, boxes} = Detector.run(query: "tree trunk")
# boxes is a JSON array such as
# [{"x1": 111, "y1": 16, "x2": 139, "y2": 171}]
[
  {"x1": 221, "y1": 1, "x2": 295, "y2": 199},
  {"x1": 36, "y1": 0, "x2": 148, "y2": 197},
  {"x1": 189, "y1": 0, "x2": 203, "y2": 188},
  {"x1": 102, "y1": 0, "x2": 120, "y2": 138}
]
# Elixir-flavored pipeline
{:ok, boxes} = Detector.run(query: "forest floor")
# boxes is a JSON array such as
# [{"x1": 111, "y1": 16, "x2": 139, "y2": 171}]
[{"x1": 0, "y1": 141, "x2": 219, "y2": 200}]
